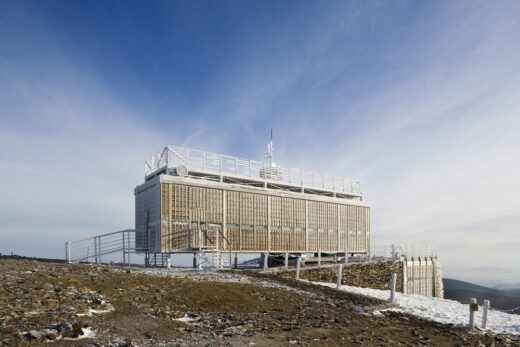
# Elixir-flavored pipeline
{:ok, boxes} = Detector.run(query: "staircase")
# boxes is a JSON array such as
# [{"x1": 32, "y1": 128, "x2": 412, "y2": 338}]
[
  {"x1": 147, "y1": 253, "x2": 170, "y2": 268},
  {"x1": 196, "y1": 250, "x2": 230, "y2": 269}
]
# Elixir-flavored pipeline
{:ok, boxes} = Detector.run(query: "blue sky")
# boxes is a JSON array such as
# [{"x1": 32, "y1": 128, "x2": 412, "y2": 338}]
[{"x1": 1, "y1": 1, "x2": 520, "y2": 286}]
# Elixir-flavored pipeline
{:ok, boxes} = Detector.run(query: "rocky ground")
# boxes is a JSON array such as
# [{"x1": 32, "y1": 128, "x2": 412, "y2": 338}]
[{"x1": 0, "y1": 257, "x2": 518, "y2": 346}]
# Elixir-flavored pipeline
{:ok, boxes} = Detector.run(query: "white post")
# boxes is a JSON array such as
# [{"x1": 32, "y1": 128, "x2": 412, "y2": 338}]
[
  {"x1": 344, "y1": 249, "x2": 348, "y2": 264},
  {"x1": 94, "y1": 238, "x2": 98, "y2": 263},
  {"x1": 469, "y1": 298, "x2": 477, "y2": 330},
  {"x1": 127, "y1": 231, "x2": 131, "y2": 266},
  {"x1": 65, "y1": 242, "x2": 71, "y2": 263},
  {"x1": 122, "y1": 232, "x2": 126, "y2": 265},
  {"x1": 98, "y1": 237, "x2": 102, "y2": 264},
  {"x1": 284, "y1": 252, "x2": 289, "y2": 269},
  {"x1": 482, "y1": 300, "x2": 490, "y2": 329},
  {"x1": 318, "y1": 249, "x2": 321, "y2": 268},
  {"x1": 263, "y1": 252, "x2": 269, "y2": 271},
  {"x1": 295, "y1": 257, "x2": 301, "y2": 280},
  {"x1": 166, "y1": 257, "x2": 171, "y2": 270},
  {"x1": 336, "y1": 264, "x2": 343, "y2": 289},
  {"x1": 389, "y1": 273, "x2": 397, "y2": 304}
]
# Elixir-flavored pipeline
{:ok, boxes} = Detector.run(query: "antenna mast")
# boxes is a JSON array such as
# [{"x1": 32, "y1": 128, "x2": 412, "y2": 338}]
[{"x1": 265, "y1": 128, "x2": 274, "y2": 167}]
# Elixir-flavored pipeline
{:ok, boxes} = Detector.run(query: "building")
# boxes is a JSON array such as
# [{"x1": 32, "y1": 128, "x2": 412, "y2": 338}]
[{"x1": 135, "y1": 145, "x2": 370, "y2": 262}]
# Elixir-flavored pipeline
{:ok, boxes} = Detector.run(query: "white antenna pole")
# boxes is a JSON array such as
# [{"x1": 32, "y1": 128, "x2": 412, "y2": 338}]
[
  {"x1": 264, "y1": 128, "x2": 274, "y2": 167},
  {"x1": 270, "y1": 128, "x2": 274, "y2": 167}
]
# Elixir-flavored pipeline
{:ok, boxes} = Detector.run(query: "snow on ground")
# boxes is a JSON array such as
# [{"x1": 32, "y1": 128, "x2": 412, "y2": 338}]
[{"x1": 312, "y1": 281, "x2": 520, "y2": 336}]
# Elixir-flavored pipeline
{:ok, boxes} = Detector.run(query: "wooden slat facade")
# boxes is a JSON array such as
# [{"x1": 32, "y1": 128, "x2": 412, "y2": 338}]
[{"x1": 147, "y1": 177, "x2": 370, "y2": 254}]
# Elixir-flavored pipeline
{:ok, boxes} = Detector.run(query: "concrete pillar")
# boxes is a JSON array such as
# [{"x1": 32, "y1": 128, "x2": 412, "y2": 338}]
[
  {"x1": 193, "y1": 253, "x2": 197, "y2": 268},
  {"x1": 390, "y1": 273, "x2": 397, "y2": 304},
  {"x1": 318, "y1": 249, "x2": 321, "y2": 268},
  {"x1": 263, "y1": 252, "x2": 269, "y2": 271},
  {"x1": 284, "y1": 252, "x2": 289, "y2": 269},
  {"x1": 336, "y1": 264, "x2": 343, "y2": 289},
  {"x1": 295, "y1": 257, "x2": 301, "y2": 280},
  {"x1": 234, "y1": 253, "x2": 238, "y2": 269}
]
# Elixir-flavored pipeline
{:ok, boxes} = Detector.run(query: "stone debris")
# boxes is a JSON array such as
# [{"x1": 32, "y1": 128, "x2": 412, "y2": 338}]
[
  {"x1": 284, "y1": 260, "x2": 403, "y2": 291},
  {"x1": 0, "y1": 257, "x2": 516, "y2": 346}
]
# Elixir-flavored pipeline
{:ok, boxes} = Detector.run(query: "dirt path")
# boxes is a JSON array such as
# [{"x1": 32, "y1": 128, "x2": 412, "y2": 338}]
[{"x1": 0, "y1": 258, "x2": 517, "y2": 346}]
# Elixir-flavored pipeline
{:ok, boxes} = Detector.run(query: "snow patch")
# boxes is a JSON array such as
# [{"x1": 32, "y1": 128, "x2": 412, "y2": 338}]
[
  {"x1": 174, "y1": 314, "x2": 200, "y2": 324},
  {"x1": 77, "y1": 306, "x2": 114, "y2": 317},
  {"x1": 312, "y1": 281, "x2": 520, "y2": 336},
  {"x1": 61, "y1": 327, "x2": 96, "y2": 340}
]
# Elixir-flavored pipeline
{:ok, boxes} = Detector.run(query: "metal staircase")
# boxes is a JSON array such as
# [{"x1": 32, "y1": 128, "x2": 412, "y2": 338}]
[
  {"x1": 147, "y1": 253, "x2": 170, "y2": 268},
  {"x1": 197, "y1": 250, "x2": 229, "y2": 269}
]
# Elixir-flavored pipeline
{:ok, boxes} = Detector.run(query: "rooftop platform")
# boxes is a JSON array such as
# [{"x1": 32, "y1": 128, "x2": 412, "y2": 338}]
[{"x1": 144, "y1": 146, "x2": 362, "y2": 199}]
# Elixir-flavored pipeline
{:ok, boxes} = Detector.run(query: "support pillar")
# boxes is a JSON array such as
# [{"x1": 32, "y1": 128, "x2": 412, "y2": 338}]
[
  {"x1": 263, "y1": 252, "x2": 269, "y2": 271},
  {"x1": 295, "y1": 257, "x2": 301, "y2": 280},
  {"x1": 284, "y1": 252, "x2": 289, "y2": 269}
]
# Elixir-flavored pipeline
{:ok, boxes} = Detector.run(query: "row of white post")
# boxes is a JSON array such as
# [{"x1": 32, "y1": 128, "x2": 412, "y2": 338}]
[
  {"x1": 293, "y1": 259, "x2": 398, "y2": 305},
  {"x1": 291, "y1": 258, "x2": 492, "y2": 332},
  {"x1": 469, "y1": 298, "x2": 490, "y2": 330}
]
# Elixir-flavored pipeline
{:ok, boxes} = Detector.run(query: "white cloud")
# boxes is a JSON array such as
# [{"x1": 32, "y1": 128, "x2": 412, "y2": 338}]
[{"x1": 1, "y1": 1, "x2": 519, "y2": 285}]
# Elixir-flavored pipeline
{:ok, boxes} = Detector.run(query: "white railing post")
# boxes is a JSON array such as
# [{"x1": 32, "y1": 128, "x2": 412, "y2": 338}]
[
  {"x1": 318, "y1": 249, "x2": 321, "y2": 268},
  {"x1": 122, "y1": 232, "x2": 126, "y2": 265},
  {"x1": 482, "y1": 300, "x2": 490, "y2": 329},
  {"x1": 94, "y1": 237, "x2": 98, "y2": 263},
  {"x1": 65, "y1": 242, "x2": 71, "y2": 263},
  {"x1": 389, "y1": 273, "x2": 397, "y2": 304},
  {"x1": 98, "y1": 237, "x2": 102, "y2": 264},
  {"x1": 469, "y1": 298, "x2": 477, "y2": 330},
  {"x1": 284, "y1": 252, "x2": 289, "y2": 269},
  {"x1": 336, "y1": 264, "x2": 343, "y2": 289},
  {"x1": 295, "y1": 257, "x2": 301, "y2": 280},
  {"x1": 127, "y1": 231, "x2": 131, "y2": 265}
]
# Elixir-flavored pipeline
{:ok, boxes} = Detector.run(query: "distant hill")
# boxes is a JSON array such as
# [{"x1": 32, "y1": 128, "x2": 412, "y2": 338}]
[
  {"x1": 493, "y1": 283, "x2": 520, "y2": 296},
  {"x1": 443, "y1": 278, "x2": 520, "y2": 315}
]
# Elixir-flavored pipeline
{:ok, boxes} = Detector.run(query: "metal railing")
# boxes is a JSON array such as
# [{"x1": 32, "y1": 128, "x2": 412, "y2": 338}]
[
  {"x1": 65, "y1": 227, "x2": 234, "y2": 268},
  {"x1": 144, "y1": 146, "x2": 362, "y2": 196},
  {"x1": 370, "y1": 244, "x2": 437, "y2": 260},
  {"x1": 65, "y1": 229, "x2": 136, "y2": 264}
]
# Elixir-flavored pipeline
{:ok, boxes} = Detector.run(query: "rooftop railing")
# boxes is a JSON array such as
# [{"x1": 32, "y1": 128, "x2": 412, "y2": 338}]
[{"x1": 145, "y1": 146, "x2": 362, "y2": 196}]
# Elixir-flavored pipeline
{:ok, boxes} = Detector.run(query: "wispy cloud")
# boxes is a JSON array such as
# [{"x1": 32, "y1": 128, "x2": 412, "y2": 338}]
[{"x1": 1, "y1": 1, "x2": 519, "y2": 284}]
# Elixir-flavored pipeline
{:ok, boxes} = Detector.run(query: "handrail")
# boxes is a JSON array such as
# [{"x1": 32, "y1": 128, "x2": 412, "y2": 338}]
[{"x1": 144, "y1": 145, "x2": 362, "y2": 196}]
